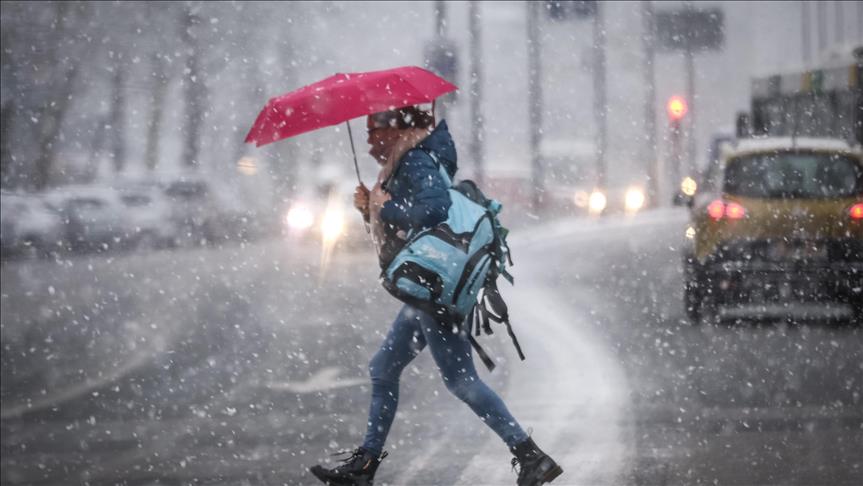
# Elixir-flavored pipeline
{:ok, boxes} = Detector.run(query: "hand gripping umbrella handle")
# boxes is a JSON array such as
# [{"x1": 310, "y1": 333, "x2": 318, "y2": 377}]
[{"x1": 345, "y1": 120, "x2": 374, "y2": 239}]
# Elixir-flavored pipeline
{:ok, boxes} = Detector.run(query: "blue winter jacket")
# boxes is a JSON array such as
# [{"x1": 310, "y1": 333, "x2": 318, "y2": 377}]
[{"x1": 380, "y1": 121, "x2": 456, "y2": 233}]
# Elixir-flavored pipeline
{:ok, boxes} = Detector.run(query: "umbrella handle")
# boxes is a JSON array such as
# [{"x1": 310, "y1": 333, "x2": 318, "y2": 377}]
[
  {"x1": 345, "y1": 120, "x2": 362, "y2": 185},
  {"x1": 345, "y1": 120, "x2": 374, "y2": 238}
]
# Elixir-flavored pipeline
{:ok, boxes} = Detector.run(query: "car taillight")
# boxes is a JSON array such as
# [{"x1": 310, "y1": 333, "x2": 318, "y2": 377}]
[
  {"x1": 850, "y1": 203, "x2": 863, "y2": 220},
  {"x1": 707, "y1": 199, "x2": 746, "y2": 221},
  {"x1": 707, "y1": 200, "x2": 725, "y2": 220},
  {"x1": 725, "y1": 202, "x2": 746, "y2": 220}
]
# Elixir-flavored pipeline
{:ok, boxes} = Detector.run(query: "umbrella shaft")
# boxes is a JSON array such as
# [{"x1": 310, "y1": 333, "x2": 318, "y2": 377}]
[{"x1": 345, "y1": 121, "x2": 362, "y2": 185}]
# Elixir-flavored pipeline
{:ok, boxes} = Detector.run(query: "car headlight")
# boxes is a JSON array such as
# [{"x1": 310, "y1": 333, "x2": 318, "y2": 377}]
[
  {"x1": 588, "y1": 190, "x2": 607, "y2": 215},
  {"x1": 624, "y1": 187, "x2": 645, "y2": 212},
  {"x1": 685, "y1": 225, "x2": 696, "y2": 239},
  {"x1": 680, "y1": 177, "x2": 697, "y2": 197},
  {"x1": 286, "y1": 204, "x2": 314, "y2": 231}
]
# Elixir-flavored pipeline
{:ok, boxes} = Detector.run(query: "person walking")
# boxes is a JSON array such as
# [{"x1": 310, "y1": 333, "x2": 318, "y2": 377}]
[{"x1": 309, "y1": 106, "x2": 562, "y2": 486}]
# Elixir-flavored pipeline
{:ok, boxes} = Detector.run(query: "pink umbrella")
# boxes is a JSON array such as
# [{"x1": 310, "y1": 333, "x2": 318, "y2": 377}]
[{"x1": 244, "y1": 66, "x2": 457, "y2": 183}]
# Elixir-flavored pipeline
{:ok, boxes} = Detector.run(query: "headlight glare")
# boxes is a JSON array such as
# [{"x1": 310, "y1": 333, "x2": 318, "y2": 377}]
[
  {"x1": 286, "y1": 204, "x2": 314, "y2": 231},
  {"x1": 321, "y1": 210, "x2": 345, "y2": 241},
  {"x1": 625, "y1": 187, "x2": 645, "y2": 212},
  {"x1": 588, "y1": 190, "x2": 607, "y2": 215}
]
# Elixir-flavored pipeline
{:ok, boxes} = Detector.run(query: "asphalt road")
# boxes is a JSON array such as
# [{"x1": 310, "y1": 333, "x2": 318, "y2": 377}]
[{"x1": 1, "y1": 208, "x2": 861, "y2": 485}]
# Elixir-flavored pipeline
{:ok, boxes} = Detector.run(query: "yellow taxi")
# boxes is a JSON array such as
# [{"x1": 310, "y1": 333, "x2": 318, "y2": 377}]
[{"x1": 680, "y1": 137, "x2": 863, "y2": 323}]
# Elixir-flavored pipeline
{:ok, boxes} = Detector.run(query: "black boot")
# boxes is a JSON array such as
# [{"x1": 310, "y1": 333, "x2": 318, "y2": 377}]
[
  {"x1": 309, "y1": 447, "x2": 387, "y2": 486},
  {"x1": 510, "y1": 437, "x2": 563, "y2": 486}
]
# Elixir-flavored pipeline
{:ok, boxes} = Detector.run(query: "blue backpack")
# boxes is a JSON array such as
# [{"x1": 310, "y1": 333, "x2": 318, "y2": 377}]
[{"x1": 379, "y1": 152, "x2": 524, "y2": 371}]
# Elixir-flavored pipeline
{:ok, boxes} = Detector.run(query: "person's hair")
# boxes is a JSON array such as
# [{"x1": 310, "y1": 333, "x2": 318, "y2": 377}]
[{"x1": 370, "y1": 106, "x2": 435, "y2": 130}]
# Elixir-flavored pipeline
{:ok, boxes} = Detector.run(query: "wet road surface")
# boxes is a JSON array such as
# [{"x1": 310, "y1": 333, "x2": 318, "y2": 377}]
[{"x1": 2, "y1": 208, "x2": 861, "y2": 485}]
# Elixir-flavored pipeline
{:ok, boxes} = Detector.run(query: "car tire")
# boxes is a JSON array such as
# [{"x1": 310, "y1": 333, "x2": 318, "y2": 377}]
[
  {"x1": 684, "y1": 279, "x2": 702, "y2": 324},
  {"x1": 699, "y1": 291, "x2": 719, "y2": 325},
  {"x1": 852, "y1": 302, "x2": 863, "y2": 326}
]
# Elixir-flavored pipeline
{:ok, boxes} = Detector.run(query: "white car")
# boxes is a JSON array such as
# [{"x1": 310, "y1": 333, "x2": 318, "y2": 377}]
[
  {"x1": 0, "y1": 192, "x2": 65, "y2": 258},
  {"x1": 157, "y1": 174, "x2": 258, "y2": 246},
  {"x1": 43, "y1": 186, "x2": 128, "y2": 253},
  {"x1": 114, "y1": 184, "x2": 178, "y2": 250}
]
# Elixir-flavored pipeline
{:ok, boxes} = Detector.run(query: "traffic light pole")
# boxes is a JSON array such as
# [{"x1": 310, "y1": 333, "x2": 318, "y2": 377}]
[
  {"x1": 801, "y1": 1, "x2": 811, "y2": 66},
  {"x1": 669, "y1": 118, "x2": 683, "y2": 196},
  {"x1": 684, "y1": 43, "x2": 696, "y2": 178},
  {"x1": 653, "y1": 4, "x2": 723, "y2": 190}
]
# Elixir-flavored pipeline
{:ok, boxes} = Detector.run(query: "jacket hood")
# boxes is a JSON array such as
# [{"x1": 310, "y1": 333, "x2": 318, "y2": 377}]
[{"x1": 416, "y1": 120, "x2": 457, "y2": 178}]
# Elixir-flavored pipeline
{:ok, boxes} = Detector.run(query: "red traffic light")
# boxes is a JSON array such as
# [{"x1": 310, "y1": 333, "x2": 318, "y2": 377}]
[{"x1": 667, "y1": 95, "x2": 688, "y2": 120}]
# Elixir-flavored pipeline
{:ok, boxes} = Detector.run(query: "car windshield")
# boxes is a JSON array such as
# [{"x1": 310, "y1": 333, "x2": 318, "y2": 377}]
[
  {"x1": 121, "y1": 194, "x2": 151, "y2": 207},
  {"x1": 68, "y1": 198, "x2": 106, "y2": 210},
  {"x1": 165, "y1": 182, "x2": 208, "y2": 199},
  {"x1": 724, "y1": 151, "x2": 863, "y2": 198}
]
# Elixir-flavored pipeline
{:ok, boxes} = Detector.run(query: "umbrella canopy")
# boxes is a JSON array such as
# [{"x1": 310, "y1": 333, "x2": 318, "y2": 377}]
[{"x1": 244, "y1": 66, "x2": 457, "y2": 147}]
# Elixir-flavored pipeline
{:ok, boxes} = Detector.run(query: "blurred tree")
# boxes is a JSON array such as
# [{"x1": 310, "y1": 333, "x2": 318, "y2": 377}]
[
  {"x1": 273, "y1": 12, "x2": 299, "y2": 201},
  {"x1": 0, "y1": 3, "x2": 105, "y2": 189},
  {"x1": 29, "y1": 3, "x2": 89, "y2": 189},
  {"x1": 0, "y1": 1, "x2": 300, "y2": 196},
  {"x1": 108, "y1": 50, "x2": 128, "y2": 173},
  {"x1": 180, "y1": 4, "x2": 205, "y2": 169},
  {"x1": 142, "y1": 2, "x2": 182, "y2": 173},
  {"x1": 145, "y1": 51, "x2": 171, "y2": 172},
  {"x1": 0, "y1": 23, "x2": 15, "y2": 187}
]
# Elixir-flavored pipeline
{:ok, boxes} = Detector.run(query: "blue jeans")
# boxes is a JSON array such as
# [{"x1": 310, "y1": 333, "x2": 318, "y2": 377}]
[{"x1": 361, "y1": 305, "x2": 528, "y2": 456}]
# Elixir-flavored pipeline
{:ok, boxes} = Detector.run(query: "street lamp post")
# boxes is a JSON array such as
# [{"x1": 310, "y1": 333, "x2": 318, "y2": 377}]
[
  {"x1": 527, "y1": 0, "x2": 543, "y2": 209},
  {"x1": 642, "y1": 0, "x2": 658, "y2": 207},
  {"x1": 469, "y1": 1, "x2": 484, "y2": 186},
  {"x1": 593, "y1": 1, "x2": 607, "y2": 191},
  {"x1": 434, "y1": 1, "x2": 449, "y2": 122}
]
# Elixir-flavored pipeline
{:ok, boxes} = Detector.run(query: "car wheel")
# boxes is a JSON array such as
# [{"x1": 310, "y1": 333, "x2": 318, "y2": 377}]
[
  {"x1": 684, "y1": 279, "x2": 702, "y2": 323},
  {"x1": 699, "y1": 291, "x2": 719, "y2": 325}
]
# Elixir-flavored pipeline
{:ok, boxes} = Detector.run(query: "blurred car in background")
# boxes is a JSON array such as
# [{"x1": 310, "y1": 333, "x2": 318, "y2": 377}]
[
  {"x1": 154, "y1": 173, "x2": 260, "y2": 247},
  {"x1": 537, "y1": 138, "x2": 648, "y2": 217},
  {"x1": 3, "y1": 173, "x2": 271, "y2": 258},
  {"x1": 580, "y1": 184, "x2": 647, "y2": 217},
  {"x1": 0, "y1": 191, "x2": 65, "y2": 258},
  {"x1": 677, "y1": 137, "x2": 863, "y2": 323},
  {"x1": 43, "y1": 186, "x2": 130, "y2": 253},
  {"x1": 282, "y1": 180, "x2": 371, "y2": 252},
  {"x1": 42, "y1": 183, "x2": 177, "y2": 254},
  {"x1": 160, "y1": 177, "x2": 219, "y2": 246},
  {"x1": 114, "y1": 182, "x2": 178, "y2": 250}
]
